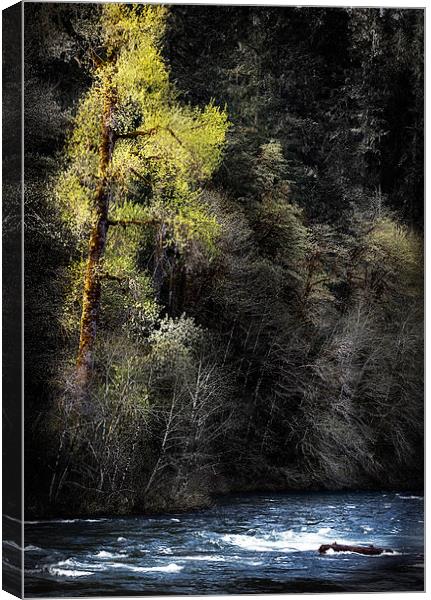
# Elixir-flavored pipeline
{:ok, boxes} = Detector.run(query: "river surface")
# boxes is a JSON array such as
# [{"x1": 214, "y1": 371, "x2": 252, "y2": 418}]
[{"x1": 20, "y1": 491, "x2": 423, "y2": 596}]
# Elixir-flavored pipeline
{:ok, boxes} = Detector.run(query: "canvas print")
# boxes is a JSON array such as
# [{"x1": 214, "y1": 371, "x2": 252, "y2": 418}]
[{"x1": 2, "y1": 1, "x2": 424, "y2": 596}]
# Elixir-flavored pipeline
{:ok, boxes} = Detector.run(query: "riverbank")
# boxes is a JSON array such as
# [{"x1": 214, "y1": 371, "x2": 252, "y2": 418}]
[{"x1": 25, "y1": 473, "x2": 424, "y2": 521}]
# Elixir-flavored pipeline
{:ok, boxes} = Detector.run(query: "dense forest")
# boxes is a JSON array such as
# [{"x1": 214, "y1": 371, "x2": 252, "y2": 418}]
[{"x1": 24, "y1": 3, "x2": 423, "y2": 517}]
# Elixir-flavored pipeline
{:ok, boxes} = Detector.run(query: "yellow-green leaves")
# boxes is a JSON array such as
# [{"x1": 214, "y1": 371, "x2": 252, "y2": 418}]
[
  {"x1": 114, "y1": 40, "x2": 169, "y2": 109},
  {"x1": 56, "y1": 171, "x2": 93, "y2": 244},
  {"x1": 101, "y1": 4, "x2": 168, "y2": 58},
  {"x1": 366, "y1": 217, "x2": 423, "y2": 298},
  {"x1": 173, "y1": 197, "x2": 220, "y2": 257},
  {"x1": 68, "y1": 86, "x2": 103, "y2": 167},
  {"x1": 104, "y1": 3, "x2": 228, "y2": 200},
  {"x1": 68, "y1": 3, "x2": 227, "y2": 250},
  {"x1": 110, "y1": 104, "x2": 228, "y2": 194},
  {"x1": 56, "y1": 3, "x2": 228, "y2": 345}
]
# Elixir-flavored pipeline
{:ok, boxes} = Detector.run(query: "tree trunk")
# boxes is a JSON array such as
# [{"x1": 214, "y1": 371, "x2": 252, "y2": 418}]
[{"x1": 76, "y1": 75, "x2": 115, "y2": 392}]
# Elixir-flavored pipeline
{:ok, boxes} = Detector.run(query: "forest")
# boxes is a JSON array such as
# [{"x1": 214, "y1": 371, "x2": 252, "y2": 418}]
[{"x1": 23, "y1": 3, "x2": 423, "y2": 517}]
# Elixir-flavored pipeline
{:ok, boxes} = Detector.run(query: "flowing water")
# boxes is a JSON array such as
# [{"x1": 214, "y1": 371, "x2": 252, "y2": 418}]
[{"x1": 18, "y1": 491, "x2": 424, "y2": 596}]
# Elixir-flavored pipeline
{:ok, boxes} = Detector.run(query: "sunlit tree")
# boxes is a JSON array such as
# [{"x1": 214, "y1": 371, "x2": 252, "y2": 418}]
[{"x1": 57, "y1": 4, "x2": 228, "y2": 392}]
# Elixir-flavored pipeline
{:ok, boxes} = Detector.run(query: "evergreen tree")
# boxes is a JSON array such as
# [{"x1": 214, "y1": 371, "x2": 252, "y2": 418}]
[{"x1": 57, "y1": 4, "x2": 228, "y2": 392}]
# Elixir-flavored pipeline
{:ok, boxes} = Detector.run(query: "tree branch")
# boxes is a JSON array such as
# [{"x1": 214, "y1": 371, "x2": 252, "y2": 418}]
[
  {"x1": 108, "y1": 218, "x2": 158, "y2": 227},
  {"x1": 117, "y1": 125, "x2": 186, "y2": 148},
  {"x1": 116, "y1": 127, "x2": 159, "y2": 140},
  {"x1": 130, "y1": 168, "x2": 150, "y2": 183},
  {"x1": 166, "y1": 126, "x2": 184, "y2": 147}
]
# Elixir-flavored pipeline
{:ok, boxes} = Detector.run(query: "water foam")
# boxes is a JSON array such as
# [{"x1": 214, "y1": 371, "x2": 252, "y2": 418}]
[
  {"x1": 221, "y1": 529, "x2": 351, "y2": 553},
  {"x1": 94, "y1": 550, "x2": 122, "y2": 559},
  {"x1": 108, "y1": 562, "x2": 183, "y2": 573},
  {"x1": 324, "y1": 548, "x2": 400, "y2": 557},
  {"x1": 135, "y1": 563, "x2": 183, "y2": 573},
  {"x1": 49, "y1": 567, "x2": 92, "y2": 577},
  {"x1": 398, "y1": 495, "x2": 423, "y2": 500},
  {"x1": 82, "y1": 519, "x2": 107, "y2": 523},
  {"x1": 26, "y1": 518, "x2": 107, "y2": 525},
  {"x1": 57, "y1": 558, "x2": 107, "y2": 572},
  {"x1": 362, "y1": 526, "x2": 374, "y2": 533},
  {"x1": 180, "y1": 555, "x2": 226, "y2": 562},
  {"x1": 26, "y1": 519, "x2": 76, "y2": 525},
  {"x1": 318, "y1": 527, "x2": 331, "y2": 535}
]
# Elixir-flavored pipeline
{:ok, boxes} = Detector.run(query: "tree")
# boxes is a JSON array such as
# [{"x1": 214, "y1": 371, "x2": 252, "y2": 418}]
[
  {"x1": 24, "y1": 5, "x2": 423, "y2": 515},
  {"x1": 57, "y1": 4, "x2": 228, "y2": 392}
]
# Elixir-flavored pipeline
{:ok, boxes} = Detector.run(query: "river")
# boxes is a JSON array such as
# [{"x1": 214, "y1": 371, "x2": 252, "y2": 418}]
[{"x1": 19, "y1": 491, "x2": 424, "y2": 595}]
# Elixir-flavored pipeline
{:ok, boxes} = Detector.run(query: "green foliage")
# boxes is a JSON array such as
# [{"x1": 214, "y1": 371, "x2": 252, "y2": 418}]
[
  {"x1": 56, "y1": 171, "x2": 94, "y2": 243},
  {"x1": 253, "y1": 141, "x2": 291, "y2": 192},
  {"x1": 56, "y1": 1, "x2": 228, "y2": 358},
  {"x1": 365, "y1": 217, "x2": 423, "y2": 300},
  {"x1": 256, "y1": 193, "x2": 307, "y2": 265},
  {"x1": 45, "y1": 4, "x2": 231, "y2": 513},
  {"x1": 26, "y1": 5, "x2": 423, "y2": 516}
]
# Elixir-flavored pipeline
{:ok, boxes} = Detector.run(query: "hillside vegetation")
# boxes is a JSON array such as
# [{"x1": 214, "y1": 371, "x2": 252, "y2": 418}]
[{"x1": 24, "y1": 4, "x2": 423, "y2": 516}]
